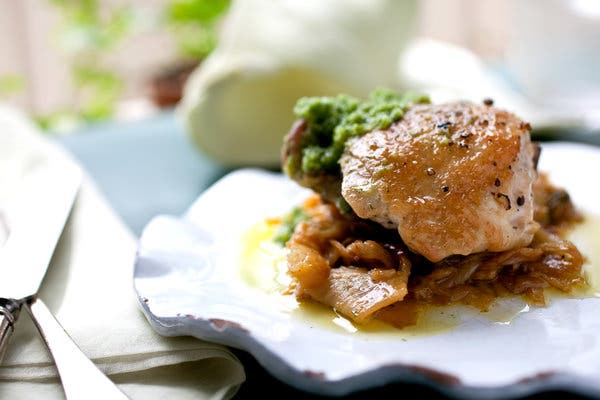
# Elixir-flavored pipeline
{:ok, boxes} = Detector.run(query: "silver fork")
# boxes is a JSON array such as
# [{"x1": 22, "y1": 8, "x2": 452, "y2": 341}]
[
  {"x1": 24, "y1": 297, "x2": 130, "y2": 399},
  {"x1": 0, "y1": 191, "x2": 129, "y2": 399}
]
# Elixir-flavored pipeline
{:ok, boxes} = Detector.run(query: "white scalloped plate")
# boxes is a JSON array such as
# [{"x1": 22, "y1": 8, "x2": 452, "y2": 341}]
[{"x1": 134, "y1": 142, "x2": 600, "y2": 398}]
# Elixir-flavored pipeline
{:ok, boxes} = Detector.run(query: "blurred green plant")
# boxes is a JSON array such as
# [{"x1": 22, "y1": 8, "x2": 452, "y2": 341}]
[
  {"x1": 0, "y1": 74, "x2": 25, "y2": 99},
  {"x1": 166, "y1": 0, "x2": 231, "y2": 60},
  {"x1": 35, "y1": 111, "x2": 81, "y2": 133},
  {"x1": 48, "y1": 0, "x2": 132, "y2": 125},
  {"x1": 40, "y1": 0, "x2": 231, "y2": 132}
]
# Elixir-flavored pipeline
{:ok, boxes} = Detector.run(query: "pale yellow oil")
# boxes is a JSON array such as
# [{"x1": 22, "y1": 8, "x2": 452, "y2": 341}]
[
  {"x1": 238, "y1": 213, "x2": 600, "y2": 337},
  {"x1": 565, "y1": 213, "x2": 600, "y2": 297}
]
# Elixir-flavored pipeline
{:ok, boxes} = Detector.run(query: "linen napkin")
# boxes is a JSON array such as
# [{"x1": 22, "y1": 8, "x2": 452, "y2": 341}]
[{"x1": 0, "y1": 106, "x2": 245, "y2": 399}]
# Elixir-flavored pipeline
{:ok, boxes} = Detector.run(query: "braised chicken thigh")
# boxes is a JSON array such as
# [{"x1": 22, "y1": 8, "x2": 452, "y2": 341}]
[{"x1": 340, "y1": 102, "x2": 539, "y2": 262}]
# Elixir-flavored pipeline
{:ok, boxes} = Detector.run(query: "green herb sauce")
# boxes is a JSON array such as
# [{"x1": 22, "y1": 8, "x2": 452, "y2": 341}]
[
  {"x1": 272, "y1": 206, "x2": 309, "y2": 245},
  {"x1": 293, "y1": 88, "x2": 429, "y2": 174}
]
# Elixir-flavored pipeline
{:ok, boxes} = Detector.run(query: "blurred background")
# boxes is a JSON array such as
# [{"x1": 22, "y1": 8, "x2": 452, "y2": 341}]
[
  {"x1": 2, "y1": 0, "x2": 598, "y2": 133},
  {"x1": 0, "y1": 0, "x2": 231, "y2": 129}
]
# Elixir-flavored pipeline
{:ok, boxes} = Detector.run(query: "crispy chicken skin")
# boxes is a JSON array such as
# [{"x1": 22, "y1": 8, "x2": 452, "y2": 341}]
[{"x1": 340, "y1": 102, "x2": 539, "y2": 262}]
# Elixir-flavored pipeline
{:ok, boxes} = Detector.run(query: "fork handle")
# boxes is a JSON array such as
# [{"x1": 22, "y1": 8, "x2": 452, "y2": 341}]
[
  {"x1": 0, "y1": 298, "x2": 20, "y2": 363},
  {"x1": 25, "y1": 297, "x2": 130, "y2": 400}
]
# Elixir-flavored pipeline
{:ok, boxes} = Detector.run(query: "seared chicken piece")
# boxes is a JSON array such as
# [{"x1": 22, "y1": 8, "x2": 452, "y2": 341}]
[{"x1": 340, "y1": 102, "x2": 539, "y2": 262}]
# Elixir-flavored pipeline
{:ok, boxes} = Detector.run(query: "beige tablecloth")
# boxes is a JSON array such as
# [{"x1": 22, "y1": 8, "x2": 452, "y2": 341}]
[{"x1": 0, "y1": 106, "x2": 245, "y2": 399}]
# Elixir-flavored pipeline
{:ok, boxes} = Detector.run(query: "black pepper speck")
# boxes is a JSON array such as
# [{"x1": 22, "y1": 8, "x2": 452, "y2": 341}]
[{"x1": 493, "y1": 192, "x2": 512, "y2": 210}]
